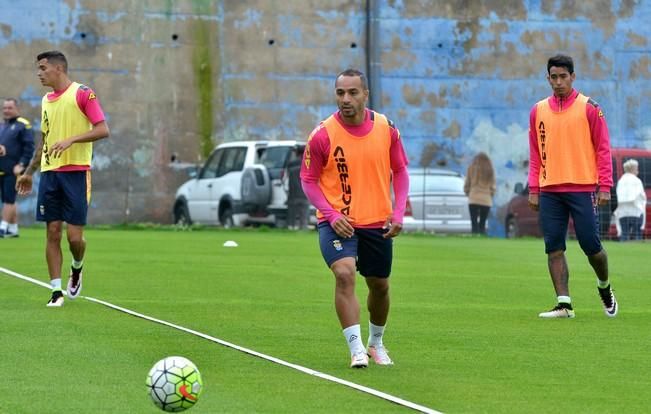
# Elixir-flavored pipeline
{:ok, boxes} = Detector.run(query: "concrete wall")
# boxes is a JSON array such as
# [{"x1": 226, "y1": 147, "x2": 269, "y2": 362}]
[{"x1": 2, "y1": 0, "x2": 650, "y2": 234}]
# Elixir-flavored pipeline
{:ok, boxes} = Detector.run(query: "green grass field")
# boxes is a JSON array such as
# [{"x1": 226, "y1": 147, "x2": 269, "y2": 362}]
[{"x1": 1, "y1": 227, "x2": 649, "y2": 413}]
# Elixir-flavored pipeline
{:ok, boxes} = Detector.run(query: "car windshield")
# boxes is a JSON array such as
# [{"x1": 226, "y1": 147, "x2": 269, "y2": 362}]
[{"x1": 409, "y1": 174, "x2": 464, "y2": 193}]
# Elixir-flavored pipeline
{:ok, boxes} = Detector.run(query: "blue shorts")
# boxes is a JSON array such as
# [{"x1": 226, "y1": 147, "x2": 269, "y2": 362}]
[
  {"x1": 539, "y1": 192, "x2": 602, "y2": 256},
  {"x1": 317, "y1": 222, "x2": 393, "y2": 278},
  {"x1": 36, "y1": 170, "x2": 90, "y2": 225},
  {"x1": 0, "y1": 173, "x2": 17, "y2": 204}
]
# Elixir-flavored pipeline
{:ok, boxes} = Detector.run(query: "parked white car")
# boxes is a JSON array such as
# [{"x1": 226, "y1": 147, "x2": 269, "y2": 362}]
[
  {"x1": 173, "y1": 140, "x2": 313, "y2": 227},
  {"x1": 401, "y1": 168, "x2": 472, "y2": 233}
]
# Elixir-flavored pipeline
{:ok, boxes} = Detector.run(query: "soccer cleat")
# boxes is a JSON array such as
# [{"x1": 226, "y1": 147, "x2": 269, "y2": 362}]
[
  {"x1": 538, "y1": 304, "x2": 575, "y2": 318},
  {"x1": 350, "y1": 352, "x2": 369, "y2": 368},
  {"x1": 46, "y1": 290, "x2": 64, "y2": 307},
  {"x1": 598, "y1": 285, "x2": 618, "y2": 317},
  {"x1": 67, "y1": 269, "x2": 83, "y2": 299},
  {"x1": 367, "y1": 345, "x2": 394, "y2": 365}
]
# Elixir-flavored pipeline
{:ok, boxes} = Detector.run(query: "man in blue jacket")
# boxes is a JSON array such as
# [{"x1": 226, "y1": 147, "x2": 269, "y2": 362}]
[{"x1": 0, "y1": 98, "x2": 35, "y2": 237}]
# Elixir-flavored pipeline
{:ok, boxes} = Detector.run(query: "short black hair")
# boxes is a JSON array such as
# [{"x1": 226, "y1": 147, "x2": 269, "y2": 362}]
[
  {"x1": 547, "y1": 54, "x2": 574, "y2": 74},
  {"x1": 36, "y1": 50, "x2": 68, "y2": 73},
  {"x1": 3, "y1": 98, "x2": 19, "y2": 106},
  {"x1": 335, "y1": 68, "x2": 368, "y2": 90}
]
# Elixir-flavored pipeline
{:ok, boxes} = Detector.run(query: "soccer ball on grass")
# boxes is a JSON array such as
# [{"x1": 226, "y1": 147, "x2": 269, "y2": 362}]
[{"x1": 146, "y1": 356, "x2": 203, "y2": 412}]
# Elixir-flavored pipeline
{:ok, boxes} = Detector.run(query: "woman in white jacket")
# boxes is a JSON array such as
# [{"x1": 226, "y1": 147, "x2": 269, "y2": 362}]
[{"x1": 614, "y1": 159, "x2": 646, "y2": 240}]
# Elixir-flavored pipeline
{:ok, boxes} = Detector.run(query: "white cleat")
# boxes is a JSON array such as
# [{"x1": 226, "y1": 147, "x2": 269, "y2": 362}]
[
  {"x1": 538, "y1": 304, "x2": 575, "y2": 318},
  {"x1": 350, "y1": 352, "x2": 369, "y2": 368},
  {"x1": 367, "y1": 345, "x2": 394, "y2": 365}
]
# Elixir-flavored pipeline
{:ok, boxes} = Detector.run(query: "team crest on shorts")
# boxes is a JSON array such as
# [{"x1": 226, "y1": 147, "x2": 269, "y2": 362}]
[
  {"x1": 39, "y1": 205, "x2": 45, "y2": 215},
  {"x1": 332, "y1": 240, "x2": 343, "y2": 251}
]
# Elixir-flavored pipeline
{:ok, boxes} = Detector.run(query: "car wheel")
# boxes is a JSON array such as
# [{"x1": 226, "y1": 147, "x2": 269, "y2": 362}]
[
  {"x1": 505, "y1": 217, "x2": 518, "y2": 238},
  {"x1": 174, "y1": 202, "x2": 192, "y2": 226},
  {"x1": 220, "y1": 207, "x2": 234, "y2": 228}
]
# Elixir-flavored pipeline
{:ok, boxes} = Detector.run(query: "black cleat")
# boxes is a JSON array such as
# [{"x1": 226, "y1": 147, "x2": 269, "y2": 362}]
[
  {"x1": 47, "y1": 290, "x2": 64, "y2": 307},
  {"x1": 598, "y1": 285, "x2": 618, "y2": 317}
]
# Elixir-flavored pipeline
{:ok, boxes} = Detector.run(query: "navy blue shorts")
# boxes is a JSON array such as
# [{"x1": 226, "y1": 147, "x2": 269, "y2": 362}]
[
  {"x1": 539, "y1": 192, "x2": 602, "y2": 256},
  {"x1": 36, "y1": 170, "x2": 90, "y2": 225},
  {"x1": 317, "y1": 222, "x2": 393, "y2": 278},
  {"x1": 0, "y1": 173, "x2": 17, "y2": 204}
]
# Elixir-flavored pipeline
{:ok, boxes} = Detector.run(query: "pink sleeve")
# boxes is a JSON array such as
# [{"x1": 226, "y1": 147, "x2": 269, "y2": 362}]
[
  {"x1": 392, "y1": 168, "x2": 409, "y2": 224},
  {"x1": 586, "y1": 103, "x2": 613, "y2": 190},
  {"x1": 76, "y1": 87, "x2": 106, "y2": 125},
  {"x1": 527, "y1": 105, "x2": 541, "y2": 194},
  {"x1": 301, "y1": 180, "x2": 343, "y2": 225},
  {"x1": 300, "y1": 126, "x2": 344, "y2": 224},
  {"x1": 389, "y1": 127, "x2": 409, "y2": 223}
]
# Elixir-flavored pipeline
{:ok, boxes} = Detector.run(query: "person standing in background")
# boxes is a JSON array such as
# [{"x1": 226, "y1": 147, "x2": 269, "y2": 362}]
[
  {"x1": 614, "y1": 159, "x2": 646, "y2": 241},
  {"x1": 0, "y1": 98, "x2": 35, "y2": 238},
  {"x1": 286, "y1": 146, "x2": 310, "y2": 230},
  {"x1": 464, "y1": 152, "x2": 496, "y2": 235}
]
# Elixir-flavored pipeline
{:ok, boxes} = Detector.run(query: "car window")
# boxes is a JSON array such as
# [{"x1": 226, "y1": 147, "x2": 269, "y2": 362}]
[
  {"x1": 216, "y1": 147, "x2": 247, "y2": 177},
  {"x1": 261, "y1": 146, "x2": 292, "y2": 180},
  {"x1": 638, "y1": 157, "x2": 651, "y2": 189},
  {"x1": 200, "y1": 149, "x2": 223, "y2": 179},
  {"x1": 410, "y1": 174, "x2": 464, "y2": 193}
]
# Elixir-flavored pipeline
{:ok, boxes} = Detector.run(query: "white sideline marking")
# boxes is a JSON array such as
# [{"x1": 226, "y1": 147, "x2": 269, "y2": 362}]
[{"x1": 1, "y1": 266, "x2": 442, "y2": 414}]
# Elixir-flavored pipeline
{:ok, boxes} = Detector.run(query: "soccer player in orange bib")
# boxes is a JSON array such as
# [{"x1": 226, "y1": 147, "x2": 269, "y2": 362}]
[
  {"x1": 16, "y1": 51, "x2": 109, "y2": 307},
  {"x1": 528, "y1": 54, "x2": 617, "y2": 319},
  {"x1": 301, "y1": 69, "x2": 409, "y2": 368}
]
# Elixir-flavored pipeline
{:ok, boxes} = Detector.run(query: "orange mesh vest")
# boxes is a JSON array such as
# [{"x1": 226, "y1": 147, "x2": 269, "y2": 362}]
[
  {"x1": 318, "y1": 112, "x2": 393, "y2": 225},
  {"x1": 535, "y1": 93, "x2": 597, "y2": 187}
]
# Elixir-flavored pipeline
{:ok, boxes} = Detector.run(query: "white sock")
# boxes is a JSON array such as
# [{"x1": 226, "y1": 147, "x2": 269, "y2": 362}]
[
  {"x1": 368, "y1": 322, "x2": 385, "y2": 347},
  {"x1": 72, "y1": 259, "x2": 84, "y2": 269},
  {"x1": 0, "y1": 221, "x2": 7, "y2": 231},
  {"x1": 557, "y1": 295, "x2": 571, "y2": 305},
  {"x1": 8, "y1": 223, "x2": 17, "y2": 233},
  {"x1": 342, "y1": 324, "x2": 365, "y2": 355},
  {"x1": 598, "y1": 279, "x2": 609, "y2": 288},
  {"x1": 50, "y1": 278, "x2": 62, "y2": 291}
]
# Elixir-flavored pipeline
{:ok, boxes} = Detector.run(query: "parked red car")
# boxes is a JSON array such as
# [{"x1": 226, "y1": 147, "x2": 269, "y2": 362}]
[{"x1": 504, "y1": 148, "x2": 651, "y2": 239}]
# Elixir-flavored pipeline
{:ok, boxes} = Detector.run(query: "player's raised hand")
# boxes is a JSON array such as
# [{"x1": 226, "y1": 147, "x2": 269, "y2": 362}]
[{"x1": 49, "y1": 138, "x2": 74, "y2": 158}]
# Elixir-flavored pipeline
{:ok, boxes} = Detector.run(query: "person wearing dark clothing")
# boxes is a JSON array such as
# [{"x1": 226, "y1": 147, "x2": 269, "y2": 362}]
[
  {"x1": 286, "y1": 147, "x2": 310, "y2": 230},
  {"x1": 0, "y1": 98, "x2": 35, "y2": 237}
]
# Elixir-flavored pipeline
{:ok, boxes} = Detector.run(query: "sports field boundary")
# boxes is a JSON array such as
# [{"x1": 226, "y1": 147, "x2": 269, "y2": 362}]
[{"x1": 1, "y1": 266, "x2": 442, "y2": 414}]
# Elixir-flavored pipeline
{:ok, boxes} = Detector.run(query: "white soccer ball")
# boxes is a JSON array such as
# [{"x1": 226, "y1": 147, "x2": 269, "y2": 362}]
[{"x1": 146, "y1": 356, "x2": 203, "y2": 412}]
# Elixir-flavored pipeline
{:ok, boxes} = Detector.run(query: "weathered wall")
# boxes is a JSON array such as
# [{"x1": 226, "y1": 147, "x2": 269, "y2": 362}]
[{"x1": 1, "y1": 0, "x2": 650, "y2": 234}]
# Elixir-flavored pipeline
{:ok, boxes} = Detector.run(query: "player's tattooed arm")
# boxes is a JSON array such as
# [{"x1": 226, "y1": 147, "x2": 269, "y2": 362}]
[{"x1": 23, "y1": 134, "x2": 44, "y2": 176}]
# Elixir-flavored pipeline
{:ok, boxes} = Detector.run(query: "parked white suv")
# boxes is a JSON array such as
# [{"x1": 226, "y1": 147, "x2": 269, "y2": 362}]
[{"x1": 173, "y1": 140, "x2": 311, "y2": 227}]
